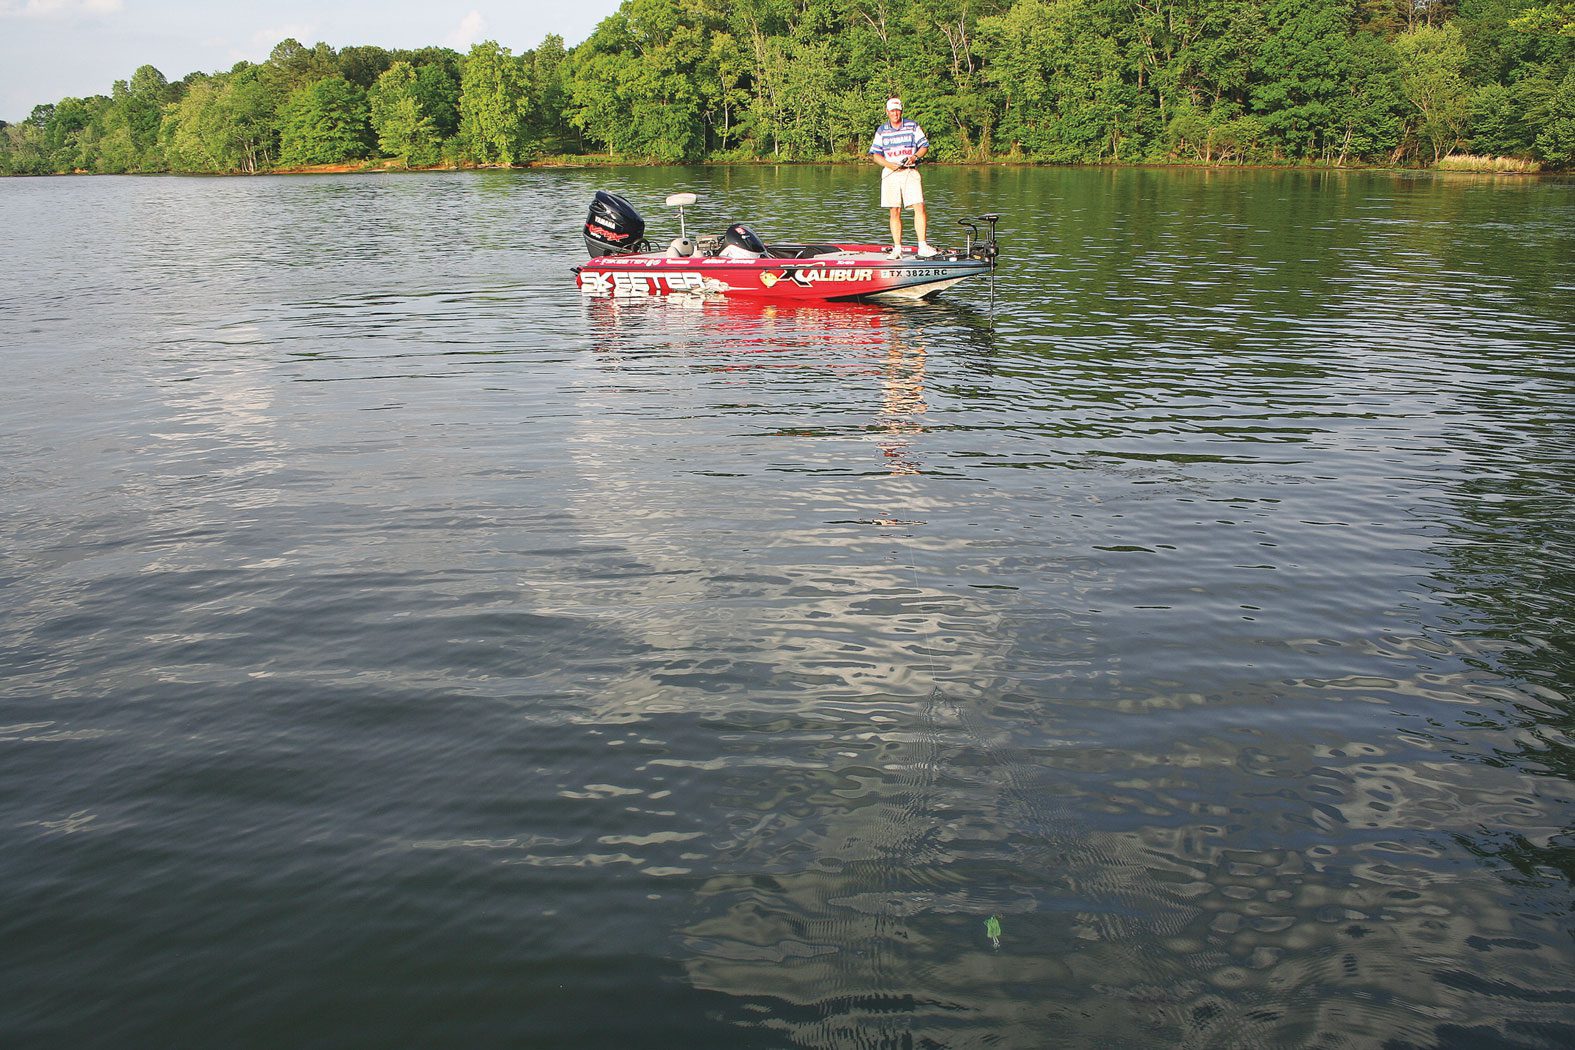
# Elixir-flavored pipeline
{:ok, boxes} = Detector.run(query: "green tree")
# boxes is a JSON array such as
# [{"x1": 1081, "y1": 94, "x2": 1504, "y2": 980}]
[
  {"x1": 564, "y1": 0, "x2": 713, "y2": 161},
  {"x1": 457, "y1": 40, "x2": 531, "y2": 164},
  {"x1": 703, "y1": 28, "x2": 755, "y2": 153},
  {"x1": 92, "y1": 65, "x2": 171, "y2": 172},
  {"x1": 160, "y1": 68, "x2": 282, "y2": 172},
  {"x1": 0, "y1": 120, "x2": 51, "y2": 174},
  {"x1": 523, "y1": 35, "x2": 573, "y2": 150},
  {"x1": 1468, "y1": 80, "x2": 1533, "y2": 152},
  {"x1": 39, "y1": 96, "x2": 107, "y2": 170},
  {"x1": 1330, "y1": 31, "x2": 1409, "y2": 161},
  {"x1": 1252, "y1": 0, "x2": 1355, "y2": 160},
  {"x1": 1509, "y1": 0, "x2": 1575, "y2": 34},
  {"x1": 370, "y1": 61, "x2": 441, "y2": 166},
  {"x1": 980, "y1": 0, "x2": 1134, "y2": 161},
  {"x1": 1394, "y1": 22, "x2": 1472, "y2": 159},
  {"x1": 771, "y1": 38, "x2": 839, "y2": 157},
  {"x1": 414, "y1": 60, "x2": 463, "y2": 139},
  {"x1": 338, "y1": 45, "x2": 393, "y2": 88},
  {"x1": 1158, "y1": 0, "x2": 1269, "y2": 162},
  {"x1": 890, "y1": 0, "x2": 1004, "y2": 158},
  {"x1": 1528, "y1": 64, "x2": 1575, "y2": 161},
  {"x1": 278, "y1": 76, "x2": 372, "y2": 166},
  {"x1": 723, "y1": 0, "x2": 796, "y2": 155},
  {"x1": 221, "y1": 68, "x2": 283, "y2": 171},
  {"x1": 8, "y1": 0, "x2": 1573, "y2": 175},
  {"x1": 1459, "y1": 0, "x2": 1551, "y2": 81},
  {"x1": 264, "y1": 38, "x2": 339, "y2": 94},
  {"x1": 161, "y1": 76, "x2": 231, "y2": 171},
  {"x1": 385, "y1": 47, "x2": 464, "y2": 141}
]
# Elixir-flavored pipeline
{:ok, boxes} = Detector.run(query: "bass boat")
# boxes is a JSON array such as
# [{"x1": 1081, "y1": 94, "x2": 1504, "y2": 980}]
[{"x1": 574, "y1": 191, "x2": 999, "y2": 303}]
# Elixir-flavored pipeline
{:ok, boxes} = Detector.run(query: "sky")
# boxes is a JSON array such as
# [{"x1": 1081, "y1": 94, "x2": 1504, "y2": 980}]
[{"x1": 0, "y1": 0, "x2": 626, "y2": 122}]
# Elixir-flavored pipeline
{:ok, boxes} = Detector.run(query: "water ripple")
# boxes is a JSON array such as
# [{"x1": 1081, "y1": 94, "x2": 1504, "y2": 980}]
[{"x1": 1, "y1": 167, "x2": 1571, "y2": 1048}]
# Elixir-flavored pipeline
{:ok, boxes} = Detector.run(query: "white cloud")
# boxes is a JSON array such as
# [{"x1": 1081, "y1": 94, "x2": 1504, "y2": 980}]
[
  {"x1": 204, "y1": 23, "x2": 318, "y2": 67},
  {"x1": 445, "y1": 9, "x2": 485, "y2": 49},
  {"x1": 252, "y1": 24, "x2": 319, "y2": 49},
  {"x1": 253, "y1": 23, "x2": 318, "y2": 46},
  {"x1": 0, "y1": 0, "x2": 123, "y2": 17}
]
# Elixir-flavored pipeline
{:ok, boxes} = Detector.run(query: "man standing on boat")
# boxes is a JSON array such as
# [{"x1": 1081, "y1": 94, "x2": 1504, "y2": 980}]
[{"x1": 870, "y1": 98, "x2": 936, "y2": 259}]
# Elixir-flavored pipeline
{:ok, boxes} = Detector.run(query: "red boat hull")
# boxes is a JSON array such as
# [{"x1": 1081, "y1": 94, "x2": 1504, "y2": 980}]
[{"x1": 575, "y1": 244, "x2": 991, "y2": 303}]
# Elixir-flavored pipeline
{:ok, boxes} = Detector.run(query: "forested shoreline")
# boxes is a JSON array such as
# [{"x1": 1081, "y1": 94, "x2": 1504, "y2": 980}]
[{"x1": 2, "y1": 0, "x2": 1572, "y2": 176}]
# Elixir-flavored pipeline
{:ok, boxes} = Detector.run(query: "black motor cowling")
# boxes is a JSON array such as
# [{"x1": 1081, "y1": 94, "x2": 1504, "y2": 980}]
[
  {"x1": 722, "y1": 223, "x2": 766, "y2": 256},
  {"x1": 584, "y1": 191, "x2": 646, "y2": 257}
]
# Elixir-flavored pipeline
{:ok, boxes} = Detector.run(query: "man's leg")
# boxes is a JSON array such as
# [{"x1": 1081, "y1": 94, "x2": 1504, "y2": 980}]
[
  {"x1": 889, "y1": 206, "x2": 903, "y2": 249},
  {"x1": 913, "y1": 203, "x2": 929, "y2": 248}
]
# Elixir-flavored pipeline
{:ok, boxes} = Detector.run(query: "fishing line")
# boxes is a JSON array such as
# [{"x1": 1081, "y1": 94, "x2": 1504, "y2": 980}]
[{"x1": 884, "y1": 520, "x2": 1026, "y2": 962}]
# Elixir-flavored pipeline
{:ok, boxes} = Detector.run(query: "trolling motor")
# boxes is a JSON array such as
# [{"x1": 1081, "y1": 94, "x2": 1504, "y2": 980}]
[
  {"x1": 957, "y1": 213, "x2": 1000, "y2": 262},
  {"x1": 958, "y1": 213, "x2": 1002, "y2": 314}
]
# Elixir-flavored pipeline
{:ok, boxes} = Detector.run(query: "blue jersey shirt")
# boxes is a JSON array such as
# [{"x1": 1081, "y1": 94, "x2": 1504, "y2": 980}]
[{"x1": 869, "y1": 119, "x2": 928, "y2": 165}]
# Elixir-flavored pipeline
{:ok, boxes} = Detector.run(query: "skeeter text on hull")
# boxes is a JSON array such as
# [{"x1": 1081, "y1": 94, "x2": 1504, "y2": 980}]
[{"x1": 572, "y1": 191, "x2": 999, "y2": 303}]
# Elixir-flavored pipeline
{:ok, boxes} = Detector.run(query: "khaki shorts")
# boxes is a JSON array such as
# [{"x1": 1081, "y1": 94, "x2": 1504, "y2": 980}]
[{"x1": 881, "y1": 168, "x2": 924, "y2": 208}]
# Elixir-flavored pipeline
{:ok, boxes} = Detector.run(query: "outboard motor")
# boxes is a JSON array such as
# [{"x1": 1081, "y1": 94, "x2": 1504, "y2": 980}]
[
  {"x1": 719, "y1": 223, "x2": 766, "y2": 259},
  {"x1": 584, "y1": 191, "x2": 646, "y2": 257}
]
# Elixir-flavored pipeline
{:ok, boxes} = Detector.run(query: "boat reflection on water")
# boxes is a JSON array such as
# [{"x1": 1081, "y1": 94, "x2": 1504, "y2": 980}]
[
  {"x1": 581, "y1": 293, "x2": 915, "y2": 359},
  {"x1": 578, "y1": 295, "x2": 996, "y2": 478},
  {"x1": 565, "y1": 293, "x2": 1254, "y2": 1048},
  {"x1": 875, "y1": 338, "x2": 927, "y2": 477}
]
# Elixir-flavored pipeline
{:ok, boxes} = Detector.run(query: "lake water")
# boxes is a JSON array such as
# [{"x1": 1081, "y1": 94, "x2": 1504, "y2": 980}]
[{"x1": 2, "y1": 165, "x2": 1572, "y2": 1048}]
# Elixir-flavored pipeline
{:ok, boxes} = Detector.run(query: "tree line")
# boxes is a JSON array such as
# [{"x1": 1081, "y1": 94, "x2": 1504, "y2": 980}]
[{"x1": 2, "y1": 0, "x2": 1571, "y2": 175}]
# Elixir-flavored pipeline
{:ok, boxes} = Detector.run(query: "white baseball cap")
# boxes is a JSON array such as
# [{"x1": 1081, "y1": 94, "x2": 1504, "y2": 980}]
[{"x1": 886, "y1": 98, "x2": 903, "y2": 111}]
